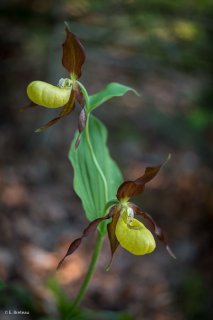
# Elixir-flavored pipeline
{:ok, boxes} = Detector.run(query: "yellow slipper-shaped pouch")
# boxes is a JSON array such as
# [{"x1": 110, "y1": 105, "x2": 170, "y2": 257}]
[
  {"x1": 27, "y1": 81, "x2": 71, "y2": 108},
  {"x1": 115, "y1": 211, "x2": 156, "y2": 255}
]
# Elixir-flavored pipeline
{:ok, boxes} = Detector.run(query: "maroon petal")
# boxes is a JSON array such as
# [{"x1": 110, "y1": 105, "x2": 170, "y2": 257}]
[
  {"x1": 57, "y1": 211, "x2": 113, "y2": 270},
  {"x1": 62, "y1": 25, "x2": 85, "y2": 78},
  {"x1": 35, "y1": 89, "x2": 75, "y2": 132},
  {"x1": 117, "y1": 156, "x2": 170, "y2": 200},
  {"x1": 106, "y1": 205, "x2": 120, "y2": 270},
  {"x1": 130, "y1": 203, "x2": 176, "y2": 259}
]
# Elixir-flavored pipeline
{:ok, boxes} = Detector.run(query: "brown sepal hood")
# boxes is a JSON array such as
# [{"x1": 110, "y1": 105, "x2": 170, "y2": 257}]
[
  {"x1": 117, "y1": 155, "x2": 171, "y2": 200},
  {"x1": 37, "y1": 26, "x2": 86, "y2": 132},
  {"x1": 24, "y1": 26, "x2": 85, "y2": 133},
  {"x1": 62, "y1": 25, "x2": 85, "y2": 78}
]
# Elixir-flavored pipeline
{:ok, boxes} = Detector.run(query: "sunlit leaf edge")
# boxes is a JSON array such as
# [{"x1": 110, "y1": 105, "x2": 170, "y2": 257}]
[{"x1": 88, "y1": 82, "x2": 139, "y2": 112}]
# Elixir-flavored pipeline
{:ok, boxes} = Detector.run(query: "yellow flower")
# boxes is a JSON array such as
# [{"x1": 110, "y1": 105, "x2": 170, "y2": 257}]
[
  {"x1": 27, "y1": 80, "x2": 72, "y2": 109},
  {"x1": 57, "y1": 158, "x2": 175, "y2": 270},
  {"x1": 24, "y1": 26, "x2": 86, "y2": 144},
  {"x1": 115, "y1": 209, "x2": 156, "y2": 255}
]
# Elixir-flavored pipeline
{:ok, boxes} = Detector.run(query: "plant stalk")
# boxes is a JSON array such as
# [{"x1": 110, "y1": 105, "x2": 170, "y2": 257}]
[
  {"x1": 66, "y1": 81, "x2": 109, "y2": 318},
  {"x1": 67, "y1": 232, "x2": 104, "y2": 318},
  {"x1": 77, "y1": 81, "x2": 109, "y2": 204},
  {"x1": 85, "y1": 113, "x2": 109, "y2": 203}
]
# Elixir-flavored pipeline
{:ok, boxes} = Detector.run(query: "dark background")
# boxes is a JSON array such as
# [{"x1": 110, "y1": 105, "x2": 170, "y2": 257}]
[{"x1": 0, "y1": 1, "x2": 212, "y2": 319}]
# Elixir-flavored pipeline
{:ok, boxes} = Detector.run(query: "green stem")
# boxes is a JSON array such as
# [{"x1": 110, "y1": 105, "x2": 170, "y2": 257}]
[
  {"x1": 85, "y1": 114, "x2": 108, "y2": 203},
  {"x1": 77, "y1": 81, "x2": 109, "y2": 204},
  {"x1": 66, "y1": 81, "x2": 109, "y2": 317},
  {"x1": 66, "y1": 232, "x2": 104, "y2": 319},
  {"x1": 76, "y1": 81, "x2": 90, "y2": 113}
]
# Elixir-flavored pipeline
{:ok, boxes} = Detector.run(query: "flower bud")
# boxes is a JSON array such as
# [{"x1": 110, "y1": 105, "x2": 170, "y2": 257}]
[{"x1": 115, "y1": 211, "x2": 156, "y2": 255}]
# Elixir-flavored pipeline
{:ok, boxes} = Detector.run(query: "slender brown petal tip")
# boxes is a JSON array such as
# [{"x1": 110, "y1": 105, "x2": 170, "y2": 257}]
[
  {"x1": 35, "y1": 90, "x2": 76, "y2": 132},
  {"x1": 57, "y1": 212, "x2": 113, "y2": 269},
  {"x1": 35, "y1": 116, "x2": 62, "y2": 132},
  {"x1": 132, "y1": 203, "x2": 176, "y2": 259},
  {"x1": 62, "y1": 25, "x2": 85, "y2": 78},
  {"x1": 117, "y1": 156, "x2": 171, "y2": 200},
  {"x1": 166, "y1": 245, "x2": 176, "y2": 259},
  {"x1": 57, "y1": 238, "x2": 82, "y2": 270}
]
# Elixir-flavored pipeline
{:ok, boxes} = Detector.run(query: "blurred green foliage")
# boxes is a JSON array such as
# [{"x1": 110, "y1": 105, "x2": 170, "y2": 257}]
[
  {"x1": 47, "y1": 277, "x2": 134, "y2": 320},
  {"x1": 0, "y1": 282, "x2": 40, "y2": 318},
  {"x1": 180, "y1": 271, "x2": 209, "y2": 320},
  {"x1": 0, "y1": 279, "x2": 133, "y2": 320},
  {"x1": 0, "y1": 0, "x2": 212, "y2": 319}
]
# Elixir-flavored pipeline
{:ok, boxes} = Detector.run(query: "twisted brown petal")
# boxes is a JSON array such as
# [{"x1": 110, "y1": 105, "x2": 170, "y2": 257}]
[
  {"x1": 106, "y1": 205, "x2": 120, "y2": 270},
  {"x1": 117, "y1": 155, "x2": 170, "y2": 200},
  {"x1": 62, "y1": 25, "x2": 85, "y2": 78},
  {"x1": 130, "y1": 203, "x2": 176, "y2": 259},
  {"x1": 57, "y1": 211, "x2": 114, "y2": 270},
  {"x1": 35, "y1": 89, "x2": 75, "y2": 132}
]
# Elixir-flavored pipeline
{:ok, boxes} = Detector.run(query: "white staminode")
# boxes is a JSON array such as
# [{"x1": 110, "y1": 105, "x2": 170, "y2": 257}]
[
  {"x1": 58, "y1": 78, "x2": 72, "y2": 88},
  {"x1": 127, "y1": 207, "x2": 134, "y2": 223}
]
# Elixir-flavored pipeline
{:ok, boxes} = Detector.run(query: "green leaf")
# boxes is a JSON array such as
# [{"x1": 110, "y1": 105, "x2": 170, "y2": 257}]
[
  {"x1": 0, "y1": 280, "x2": 5, "y2": 290},
  {"x1": 47, "y1": 277, "x2": 72, "y2": 317},
  {"x1": 88, "y1": 82, "x2": 139, "y2": 112},
  {"x1": 69, "y1": 115, "x2": 122, "y2": 222}
]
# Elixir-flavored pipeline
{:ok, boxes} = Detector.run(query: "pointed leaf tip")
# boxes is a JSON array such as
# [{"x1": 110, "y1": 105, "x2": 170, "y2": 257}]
[{"x1": 88, "y1": 82, "x2": 139, "y2": 113}]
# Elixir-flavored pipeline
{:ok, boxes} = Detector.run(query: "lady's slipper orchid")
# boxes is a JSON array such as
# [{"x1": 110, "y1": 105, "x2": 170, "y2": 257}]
[
  {"x1": 25, "y1": 25, "x2": 86, "y2": 142},
  {"x1": 115, "y1": 208, "x2": 156, "y2": 255},
  {"x1": 57, "y1": 157, "x2": 176, "y2": 270}
]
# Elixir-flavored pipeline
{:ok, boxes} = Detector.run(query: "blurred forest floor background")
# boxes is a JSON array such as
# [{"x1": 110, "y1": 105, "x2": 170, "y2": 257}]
[{"x1": 0, "y1": 0, "x2": 212, "y2": 319}]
